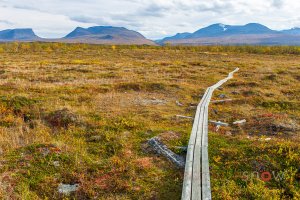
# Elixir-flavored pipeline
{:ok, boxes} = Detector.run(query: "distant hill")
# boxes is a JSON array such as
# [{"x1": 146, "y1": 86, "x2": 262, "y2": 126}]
[
  {"x1": 0, "y1": 26, "x2": 155, "y2": 45},
  {"x1": 189, "y1": 23, "x2": 278, "y2": 38},
  {"x1": 282, "y1": 28, "x2": 300, "y2": 35},
  {"x1": 160, "y1": 23, "x2": 300, "y2": 45},
  {"x1": 156, "y1": 32, "x2": 191, "y2": 44},
  {"x1": 0, "y1": 28, "x2": 40, "y2": 41},
  {"x1": 61, "y1": 26, "x2": 155, "y2": 45},
  {"x1": 1, "y1": 24, "x2": 300, "y2": 45}
]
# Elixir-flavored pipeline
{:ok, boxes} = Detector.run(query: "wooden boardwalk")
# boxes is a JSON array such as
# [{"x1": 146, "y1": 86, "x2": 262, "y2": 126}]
[{"x1": 181, "y1": 68, "x2": 239, "y2": 200}]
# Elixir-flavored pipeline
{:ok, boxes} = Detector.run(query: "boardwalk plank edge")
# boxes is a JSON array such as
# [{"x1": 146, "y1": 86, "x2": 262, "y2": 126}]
[{"x1": 181, "y1": 68, "x2": 239, "y2": 200}]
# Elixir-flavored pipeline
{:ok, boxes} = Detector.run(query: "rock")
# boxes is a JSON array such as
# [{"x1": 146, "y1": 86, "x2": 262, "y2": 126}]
[
  {"x1": 225, "y1": 131, "x2": 232, "y2": 136},
  {"x1": 252, "y1": 160, "x2": 267, "y2": 172},
  {"x1": 218, "y1": 94, "x2": 226, "y2": 99},
  {"x1": 58, "y1": 184, "x2": 79, "y2": 195},
  {"x1": 176, "y1": 100, "x2": 184, "y2": 106},
  {"x1": 144, "y1": 130, "x2": 153, "y2": 135},
  {"x1": 37, "y1": 145, "x2": 61, "y2": 156},
  {"x1": 45, "y1": 108, "x2": 79, "y2": 129},
  {"x1": 271, "y1": 120, "x2": 299, "y2": 132},
  {"x1": 53, "y1": 161, "x2": 60, "y2": 167},
  {"x1": 259, "y1": 137, "x2": 272, "y2": 141},
  {"x1": 87, "y1": 135, "x2": 102, "y2": 142},
  {"x1": 41, "y1": 148, "x2": 50, "y2": 157},
  {"x1": 213, "y1": 109, "x2": 218, "y2": 114}
]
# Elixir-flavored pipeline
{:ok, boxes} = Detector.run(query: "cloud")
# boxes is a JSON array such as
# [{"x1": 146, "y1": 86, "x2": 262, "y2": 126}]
[
  {"x1": 0, "y1": 0, "x2": 299, "y2": 39},
  {"x1": 272, "y1": 0, "x2": 284, "y2": 8},
  {"x1": 0, "y1": 4, "x2": 96, "y2": 38},
  {"x1": 70, "y1": 16, "x2": 109, "y2": 25},
  {"x1": 139, "y1": 3, "x2": 170, "y2": 17},
  {"x1": 0, "y1": 19, "x2": 13, "y2": 25}
]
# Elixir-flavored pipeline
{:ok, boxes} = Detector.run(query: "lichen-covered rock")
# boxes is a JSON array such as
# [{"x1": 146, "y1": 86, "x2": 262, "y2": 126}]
[
  {"x1": 45, "y1": 108, "x2": 79, "y2": 129},
  {"x1": 58, "y1": 184, "x2": 79, "y2": 195}
]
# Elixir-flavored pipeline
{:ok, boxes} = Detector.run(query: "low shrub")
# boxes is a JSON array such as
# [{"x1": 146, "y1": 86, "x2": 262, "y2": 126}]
[{"x1": 45, "y1": 108, "x2": 79, "y2": 129}]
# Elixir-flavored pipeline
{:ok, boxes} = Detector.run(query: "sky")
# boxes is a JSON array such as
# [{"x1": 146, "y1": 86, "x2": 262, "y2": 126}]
[{"x1": 0, "y1": 0, "x2": 300, "y2": 39}]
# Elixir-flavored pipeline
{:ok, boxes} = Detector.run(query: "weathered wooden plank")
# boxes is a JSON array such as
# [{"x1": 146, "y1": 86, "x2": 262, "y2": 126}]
[
  {"x1": 233, "y1": 119, "x2": 246, "y2": 125},
  {"x1": 181, "y1": 105, "x2": 201, "y2": 200},
  {"x1": 182, "y1": 88, "x2": 211, "y2": 199},
  {"x1": 208, "y1": 120, "x2": 229, "y2": 126},
  {"x1": 182, "y1": 88, "x2": 211, "y2": 200},
  {"x1": 191, "y1": 107, "x2": 205, "y2": 200},
  {"x1": 147, "y1": 137, "x2": 185, "y2": 168},
  {"x1": 211, "y1": 99, "x2": 233, "y2": 103},
  {"x1": 192, "y1": 88, "x2": 212, "y2": 200},
  {"x1": 202, "y1": 107, "x2": 211, "y2": 200},
  {"x1": 176, "y1": 115, "x2": 194, "y2": 119},
  {"x1": 192, "y1": 142, "x2": 202, "y2": 200},
  {"x1": 181, "y1": 68, "x2": 239, "y2": 200}
]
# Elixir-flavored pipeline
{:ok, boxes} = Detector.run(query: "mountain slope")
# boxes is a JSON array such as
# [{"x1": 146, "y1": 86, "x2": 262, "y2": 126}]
[
  {"x1": 156, "y1": 32, "x2": 191, "y2": 44},
  {"x1": 0, "y1": 26, "x2": 155, "y2": 45},
  {"x1": 62, "y1": 26, "x2": 155, "y2": 45},
  {"x1": 160, "y1": 23, "x2": 300, "y2": 45},
  {"x1": 0, "y1": 28, "x2": 40, "y2": 41},
  {"x1": 187, "y1": 23, "x2": 278, "y2": 38},
  {"x1": 282, "y1": 28, "x2": 300, "y2": 35}
]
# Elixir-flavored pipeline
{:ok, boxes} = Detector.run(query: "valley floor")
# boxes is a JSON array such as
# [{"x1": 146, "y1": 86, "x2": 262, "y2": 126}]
[{"x1": 0, "y1": 44, "x2": 299, "y2": 199}]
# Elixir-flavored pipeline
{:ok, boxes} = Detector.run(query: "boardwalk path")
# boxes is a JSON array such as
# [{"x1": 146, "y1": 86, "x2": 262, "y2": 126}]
[{"x1": 181, "y1": 68, "x2": 239, "y2": 200}]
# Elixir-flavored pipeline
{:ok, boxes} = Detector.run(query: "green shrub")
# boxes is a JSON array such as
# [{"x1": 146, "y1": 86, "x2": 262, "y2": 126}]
[
  {"x1": 0, "y1": 96, "x2": 38, "y2": 122},
  {"x1": 261, "y1": 101, "x2": 299, "y2": 111},
  {"x1": 115, "y1": 83, "x2": 142, "y2": 91}
]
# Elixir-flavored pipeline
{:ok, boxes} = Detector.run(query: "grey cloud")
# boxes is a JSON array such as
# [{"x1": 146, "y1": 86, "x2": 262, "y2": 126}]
[
  {"x1": 140, "y1": 3, "x2": 170, "y2": 17},
  {"x1": 205, "y1": 2, "x2": 234, "y2": 13},
  {"x1": 0, "y1": 0, "x2": 300, "y2": 39},
  {"x1": 13, "y1": 5, "x2": 37, "y2": 10},
  {"x1": 184, "y1": 1, "x2": 235, "y2": 14},
  {"x1": 176, "y1": 22, "x2": 190, "y2": 27},
  {"x1": 272, "y1": 0, "x2": 284, "y2": 8},
  {"x1": 69, "y1": 16, "x2": 108, "y2": 25},
  {"x1": 0, "y1": 19, "x2": 13, "y2": 25},
  {"x1": 110, "y1": 15, "x2": 144, "y2": 27},
  {"x1": 70, "y1": 14, "x2": 144, "y2": 30}
]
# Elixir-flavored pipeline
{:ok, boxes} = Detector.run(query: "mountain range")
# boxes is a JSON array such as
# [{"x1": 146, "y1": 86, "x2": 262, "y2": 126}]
[
  {"x1": 0, "y1": 28, "x2": 41, "y2": 41},
  {"x1": 157, "y1": 23, "x2": 300, "y2": 45},
  {"x1": 0, "y1": 23, "x2": 300, "y2": 45},
  {"x1": 0, "y1": 26, "x2": 155, "y2": 45},
  {"x1": 61, "y1": 26, "x2": 155, "y2": 45}
]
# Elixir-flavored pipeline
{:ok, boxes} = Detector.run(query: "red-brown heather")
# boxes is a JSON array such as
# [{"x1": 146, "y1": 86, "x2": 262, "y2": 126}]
[{"x1": 0, "y1": 43, "x2": 299, "y2": 199}]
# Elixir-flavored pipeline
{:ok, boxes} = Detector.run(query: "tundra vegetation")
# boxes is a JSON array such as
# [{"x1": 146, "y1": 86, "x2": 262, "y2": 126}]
[{"x1": 0, "y1": 43, "x2": 299, "y2": 199}]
